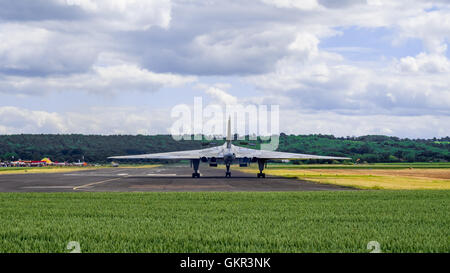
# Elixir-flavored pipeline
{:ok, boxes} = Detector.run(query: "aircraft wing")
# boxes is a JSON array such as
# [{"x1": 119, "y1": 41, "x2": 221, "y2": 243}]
[
  {"x1": 108, "y1": 146, "x2": 224, "y2": 160},
  {"x1": 234, "y1": 146, "x2": 351, "y2": 160}
]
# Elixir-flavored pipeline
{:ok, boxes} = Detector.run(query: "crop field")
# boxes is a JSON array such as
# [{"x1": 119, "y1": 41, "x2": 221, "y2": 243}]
[
  {"x1": 0, "y1": 191, "x2": 448, "y2": 253},
  {"x1": 250, "y1": 169, "x2": 450, "y2": 190},
  {"x1": 264, "y1": 162, "x2": 450, "y2": 169},
  {"x1": 239, "y1": 163, "x2": 450, "y2": 190}
]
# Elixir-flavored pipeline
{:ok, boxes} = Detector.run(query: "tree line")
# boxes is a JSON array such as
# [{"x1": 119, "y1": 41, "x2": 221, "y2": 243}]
[{"x1": 0, "y1": 134, "x2": 448, "y2": 163}]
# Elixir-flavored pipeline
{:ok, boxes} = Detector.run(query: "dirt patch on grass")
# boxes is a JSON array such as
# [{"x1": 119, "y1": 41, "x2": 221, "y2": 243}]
[
  {"x1": 240, "y1": 168, "x2": 450, "y2": 190},
  {"x1": 305, "y1": 169, "x2": 450, "y2": 180}
]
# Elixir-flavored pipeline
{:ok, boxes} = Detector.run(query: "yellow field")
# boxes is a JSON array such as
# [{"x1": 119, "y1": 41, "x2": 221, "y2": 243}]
[
  {"x1": 0, "y1": 167, "x2": 102, "y2": 175},
  {"x1": 240, "y1": 168, "x2": 450, "y2": 190},
  {"x1": 0, "y1": 165, "x2": 161, "y2": 175}
]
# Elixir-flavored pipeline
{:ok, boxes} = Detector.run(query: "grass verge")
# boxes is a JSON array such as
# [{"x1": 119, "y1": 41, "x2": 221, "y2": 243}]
[
  {"x1": 0, "y1": 167, "x2": 103, "y2": 175},
  {"x1": 0, "y1": 165, "x2": 161, "y2": 175}
]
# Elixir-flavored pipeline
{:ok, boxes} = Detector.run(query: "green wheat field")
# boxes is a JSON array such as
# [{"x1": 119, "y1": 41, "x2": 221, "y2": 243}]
[{"x1": 0, "y1": 191, "x2": 448, "y2": 253}]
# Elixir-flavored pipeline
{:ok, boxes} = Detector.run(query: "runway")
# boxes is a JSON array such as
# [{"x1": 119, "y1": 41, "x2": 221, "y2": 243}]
[{"x1": 0, "y1": 165, "x2": 355, "y2": 192}]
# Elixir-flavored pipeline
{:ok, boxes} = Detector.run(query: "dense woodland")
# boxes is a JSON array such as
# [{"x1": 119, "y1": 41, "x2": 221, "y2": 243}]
[{"x1": 0, "y1": 134, "x2": 449, "y2": 163}]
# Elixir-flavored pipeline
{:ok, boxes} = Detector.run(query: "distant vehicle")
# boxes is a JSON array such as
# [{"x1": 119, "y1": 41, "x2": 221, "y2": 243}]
[
  {"x1": 72, "y1": 161, "x2": 88, "y2": 167},
  {"x1": 109, "y1": 118, "x2": 350, "y2": 178},
  {"x1": 111, "y1": 162, "x2": 119, "y2": 168}
]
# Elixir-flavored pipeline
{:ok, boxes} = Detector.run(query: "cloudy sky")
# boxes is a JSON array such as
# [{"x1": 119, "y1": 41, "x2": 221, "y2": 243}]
[{"x1": 0, "y1": 0, "x2": 449, "y2": 138}]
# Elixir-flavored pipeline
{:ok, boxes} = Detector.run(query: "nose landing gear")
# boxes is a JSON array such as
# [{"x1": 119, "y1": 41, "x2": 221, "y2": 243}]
[
  {"x1": 191, "y1": 159, "x2": 201, "y2": 178},
  {"x1": 225, "y1": 164, "x2": 231, "y2": 178}
]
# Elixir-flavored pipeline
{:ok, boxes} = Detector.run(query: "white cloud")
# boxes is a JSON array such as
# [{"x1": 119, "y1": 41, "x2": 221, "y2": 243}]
[
  {"x1": 288, "y1": 32, "x2": 320, "y2": 59},
  {"x1": 397, "y1": 9, "x2": 450, "y2": 54},
  {"x1": 0, "y1": 105, "x2": 448, "y2": 138},
  {"x1": 64, "y1": 107, "x2": 171, "y2": 135},
  {"x1": 1, "y1": 0, "x2": 450, "y2": 137},
  {"x1": 0, "y1": 23, "x2": 100, "y2": 75},
  {"x1": 247, "y1": 41, "x2": 450, "y2": 116},
  {"x1": 0, "y1": 62, "x2": 196, "y2": 95},
  {"x1": 205, "y1": 87, "x2": 238, "y2": 105},
  {"x1": 261, "y1": 0, "x2": 320, "y2": 10},
  {"x1": 0, "y1": 0, "x2": 172, "y2": 76},
  {"x1": 0, "y1": 24, "x2": 49, "y2": 69},
  {"x1": 0, "y1": 106, "x2": 67, "y2": 134},
  {"x1": 60, "y1": 0, "x2": 172, "y2": 30},
  {"x1": 0, "y1": 106, "x2": 171, "y2": 135},
  {"x1": 183, "y1": 26, "x2": 299, "y2": 75},
  {"x1": 397, "y1": 52, "x2": 450, "y2": 73},
  {"x1": 280, "y1": 110, "x2": 450, "y2": 138}
]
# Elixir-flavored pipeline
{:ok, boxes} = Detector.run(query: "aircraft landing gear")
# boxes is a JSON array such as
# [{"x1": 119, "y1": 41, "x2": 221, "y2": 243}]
[
  {"x1": 257, "y1": 159, "x2": 266, "y2": 178},
  {"x1": 225, "y1": 164, "x2": 231, "y2": 178},
  {"x1": 192, "y1": 159, "x2": 200, "y2": 178}
]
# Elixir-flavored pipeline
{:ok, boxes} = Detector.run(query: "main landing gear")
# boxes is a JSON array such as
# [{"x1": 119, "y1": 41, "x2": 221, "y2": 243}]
[
  {"x1": 225, "y1": 164, "x2": 231, "y2": 178},
  {"x1": 191, "y1": 159, "x2": 200, "y2": 178},
  {"x1": 257, "y1": 159, "x2": 266, "y2": 178}
]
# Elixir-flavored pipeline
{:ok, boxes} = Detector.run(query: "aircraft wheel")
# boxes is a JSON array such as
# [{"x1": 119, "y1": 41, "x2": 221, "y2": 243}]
[
  {"x1": 192, "y1": 173, "x2": 200, "y2": 178},
  {"x1": 225, "y1": 172, "x2": 231, "y2": 178}
]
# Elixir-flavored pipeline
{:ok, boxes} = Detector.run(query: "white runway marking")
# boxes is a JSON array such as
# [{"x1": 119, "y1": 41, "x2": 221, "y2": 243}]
[
  {"x1": 73, "y1": 178, "x2": 122, "y2": 190},
  {"x1": 22, "y1": 186, "x2": 75, "y2": 189},
  {"x1": 117, "y1": 173, "x2": 129, "y2": 176},
  {"x1": 64, "y1": 173, "x2": 123, "y2": 177}
]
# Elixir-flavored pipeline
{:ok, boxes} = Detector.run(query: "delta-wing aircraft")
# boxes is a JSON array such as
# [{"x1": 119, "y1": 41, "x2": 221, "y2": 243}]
[{"x1": 108, "y1": 118, "x2": 351, "y2": 178}]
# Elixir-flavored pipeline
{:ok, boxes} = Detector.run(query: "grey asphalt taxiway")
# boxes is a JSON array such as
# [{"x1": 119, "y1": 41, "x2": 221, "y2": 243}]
[{"x1": 0, "y1": 165, "x2": 354, "y2": 192}]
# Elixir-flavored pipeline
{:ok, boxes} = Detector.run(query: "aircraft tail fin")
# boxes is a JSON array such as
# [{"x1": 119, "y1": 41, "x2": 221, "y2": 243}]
[{"x1": 226, "y1": 116, "x2": 232, "y2": 148}]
